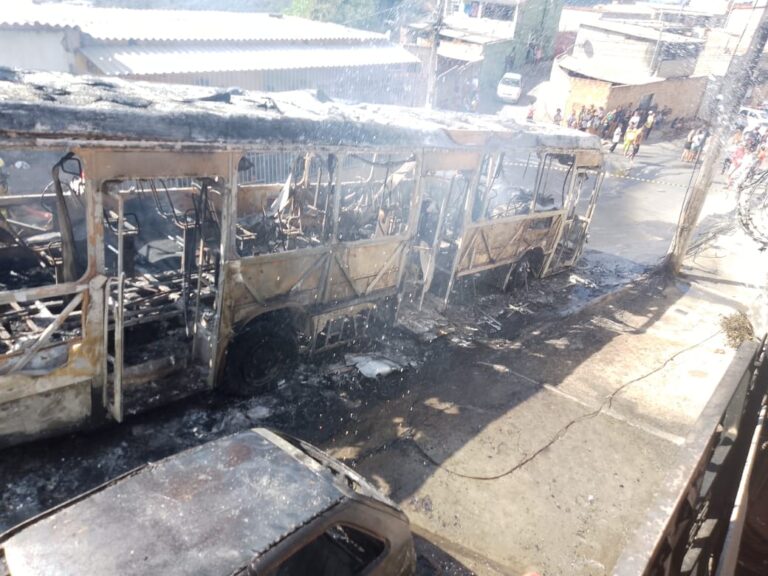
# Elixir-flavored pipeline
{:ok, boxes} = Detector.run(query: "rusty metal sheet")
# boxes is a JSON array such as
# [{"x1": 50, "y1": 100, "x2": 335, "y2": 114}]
[
  {"x1": 228, "y1": 249, "x2": 328, "y2": 314},
  {"x1": 324, "y1": 239, "x2": 405, "y2": 302},
  {"x1": 456, "y1": 214, "x2": 563, "y2": 276},
  {"x1": 0, "y1": 379, "x2": 91, "y2": 448},
  {"x1": 82, "y1": 150, "x2": 231, "y2": 182}
]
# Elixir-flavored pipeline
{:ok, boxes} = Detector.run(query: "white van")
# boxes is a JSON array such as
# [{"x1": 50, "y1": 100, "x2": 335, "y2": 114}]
[{"x1": 497, "y1": 72, "x2": 523, "y2": 104}]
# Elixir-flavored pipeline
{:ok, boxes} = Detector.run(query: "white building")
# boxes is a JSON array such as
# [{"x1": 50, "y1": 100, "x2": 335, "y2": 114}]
[{"x1": 0, "y1": 2, "x2": 422, "y2": 105}]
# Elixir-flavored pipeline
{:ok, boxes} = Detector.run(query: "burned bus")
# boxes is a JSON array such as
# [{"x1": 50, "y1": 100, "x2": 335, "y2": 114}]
[{"x1": 0, "y1": 70, "x2": 602, "y2": 447}]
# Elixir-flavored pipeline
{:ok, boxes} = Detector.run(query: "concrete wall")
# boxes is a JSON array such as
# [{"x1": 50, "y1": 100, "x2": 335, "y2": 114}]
[
  {"x1": 551, "y1": 62, "x2": 612, "y2": 115},
  {"x1": 507, "y1": 0, "x2": 564, "y2": 70},
  {"x1": 725, "y1": 3, "x2": 767, "y2": 54},
  {"x1": 558, "y1": 7, "x2": 602, "y2": 33},
  {"x1": 693, "y1": 29, "x2": 736, "y2": 78},
  {"x1": 573, "y1": 26, "x2": 654, "y2": 77},
  {"x1": 550, "y1": 63, "x2": 707, "y2": 120},
  {"x1": 0, "y1": 28, "x2": 77, "y2": 72},
  {"x1": 606, "y1": 76, "x2": 708, "y2": 118}
]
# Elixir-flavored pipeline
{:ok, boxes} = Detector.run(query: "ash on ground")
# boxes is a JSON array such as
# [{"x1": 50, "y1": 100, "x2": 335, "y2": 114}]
[{"x1": 0, "y1": 249, "x2": 646, "y2": 532}]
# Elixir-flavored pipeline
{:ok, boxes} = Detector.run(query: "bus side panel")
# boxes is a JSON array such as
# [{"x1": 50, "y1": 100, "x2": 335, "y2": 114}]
[
  {"x1": 456, "y1": 213, "x2": 564, "y2": 276},
  {"x1": 228, "y1": 250, "x2": 327, "y2": 312},
  {"x1": 0, "y1": 378, "x2": 92, "y2": 448},
  {"x1": 0, "y1": 275, "x2": 106, "y2": 448},
  {"x1": 324, "y1": 239, "x2": 405, "y2": 303}
]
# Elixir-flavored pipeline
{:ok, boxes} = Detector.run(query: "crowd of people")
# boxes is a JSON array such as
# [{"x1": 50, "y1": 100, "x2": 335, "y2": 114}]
[
  {"x1": 551, "y1": 103, "x2": 669, "y2": 162},
  {"x1": 721, "y1": 125, "x2": 768, "y2": 189},
  {"x1": 544, "y1": 98, "x2": 768, "y2": 186},
  {"x1": 681, "y1": 127, "x2": 709, "y2": 163}
]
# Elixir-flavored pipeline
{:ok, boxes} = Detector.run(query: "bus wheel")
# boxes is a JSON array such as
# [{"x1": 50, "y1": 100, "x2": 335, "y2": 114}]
[
  {"x1": 222, "y1": 318, "x2": 298, "y2": 396},
  {"x1": 505, "y1": 248, "x2": 545, "y2": 291}
]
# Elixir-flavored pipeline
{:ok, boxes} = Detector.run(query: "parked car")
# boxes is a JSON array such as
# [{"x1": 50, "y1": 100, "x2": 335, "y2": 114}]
[
  {"x1": 737, "y1": 106, "x2": 768, "y2": 130},
  {"x1": 496, "y1": 72, "x2": 523, "y2": 104},
  {"x1": 0, "y1": 428, "x2": 416, "y2": 576}
]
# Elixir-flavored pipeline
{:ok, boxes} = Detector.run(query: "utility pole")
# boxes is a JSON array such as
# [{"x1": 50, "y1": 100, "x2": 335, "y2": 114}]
[
  {"x1": 425, "y1": 0, "x2": 447, "y2": 109},
  {"x1": 666, "y1": 3, "x2": 768, "y2": 273},
  {"x1": 650, "y1": 9, "x2": 664, "y2": 75}
]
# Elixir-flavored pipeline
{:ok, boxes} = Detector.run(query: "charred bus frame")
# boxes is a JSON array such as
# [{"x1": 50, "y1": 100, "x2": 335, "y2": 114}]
[{"x1": 0, "y1": 71, "x2": 603, "y2": 447}]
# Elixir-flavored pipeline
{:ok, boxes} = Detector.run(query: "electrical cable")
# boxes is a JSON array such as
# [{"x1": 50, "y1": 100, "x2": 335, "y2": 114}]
[{"x1": 403, "y1": 330, "x2": 722, "y2": 481}]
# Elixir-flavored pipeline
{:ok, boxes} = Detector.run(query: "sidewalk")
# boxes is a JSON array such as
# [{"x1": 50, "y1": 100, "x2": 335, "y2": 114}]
[{"x1": 324, "y1": 186, "x2": 768, "y2": 574}]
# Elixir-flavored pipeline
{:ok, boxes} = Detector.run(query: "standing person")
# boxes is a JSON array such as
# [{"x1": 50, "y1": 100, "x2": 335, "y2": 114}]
[
  {"x1": 609, "y1": 123, "x2": 623, "y2": 153},
  {"x1": 689, "y1": 129, "x2": 705, "y2": 162},
  {"x1": 590, "y1": 110, "x2": 602, "y2": 134},
  {"x1": 623, "y1": 123, "x2": 638, "y2": 156},
  {"x1": 553, "y1": 108, "x2": 562, "y2": 125},
  {"x1": 722, "y1": 128, "x2": 743, "y2": 174},
  {"x1": 615, "y1": 106, "x2": 626, "y2": 128},
  {"x1": 578, "y1": 106, "x2": 589, "y2": 131},
  {"x1": 682, "y1": 128, "x2": 696, "y2": 162},
  {"x1": 567, "y1": 108, "x2": 577, "y2": 129},
  {"x1": 629, "y1": 129, "x2": 642, "y2": 162},
  {"x1": 602, "y1": 108, "x2": 615, "y2": 138},
  {"x1": 526, "y1": 104, "x2": 536, "y2": 122},
  {"x1": 630, "y1": 108, "x2": 642, "y2": 127},
  {"x1": 643, "y1": 110, "x2": 655, "y2": 140}
]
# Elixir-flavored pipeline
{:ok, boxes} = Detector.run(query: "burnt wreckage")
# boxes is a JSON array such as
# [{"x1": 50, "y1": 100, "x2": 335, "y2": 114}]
[{"x1": 0, "y1": 69, "x2": 603, "y2": 447}]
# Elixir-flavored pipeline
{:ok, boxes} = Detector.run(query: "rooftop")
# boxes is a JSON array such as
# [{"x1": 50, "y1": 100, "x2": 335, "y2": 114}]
[
  {"x1": 2, "y1": 2, "x2": 383, "y2": 43},
  {"x1": 0, "y1": 69, "x2": 602, "y2": 152},
  {"x1": 581, "y1": 21, "x2": 704, "y2": 44},
  {"x1": 409, "y1": 14, "x2": 517, "y2": 46},
  {"x1": 558, "y1": 54, "x2": 659, "y2": 85},
  {"x1": 2, "y1": 430, "x2": 345, "y2": 576},
  {"x1": 80, "y1": 43, "x2": 420, "y2": 76}
]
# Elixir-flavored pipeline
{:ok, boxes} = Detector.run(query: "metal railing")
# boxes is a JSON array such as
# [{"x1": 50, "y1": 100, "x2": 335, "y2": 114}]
[{"x1": 613, "y1": 337, "x2": 768, "y2": 576}]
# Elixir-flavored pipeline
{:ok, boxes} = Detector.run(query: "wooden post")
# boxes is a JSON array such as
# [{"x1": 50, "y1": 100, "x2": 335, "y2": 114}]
[{"x1": 666, "y1": 3, "x2": 768, "y2": 274}]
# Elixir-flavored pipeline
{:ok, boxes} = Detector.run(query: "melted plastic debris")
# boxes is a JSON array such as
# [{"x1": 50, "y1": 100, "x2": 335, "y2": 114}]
[{"x1": 345, "y1": 354, "x2": 403, "y2": 378}]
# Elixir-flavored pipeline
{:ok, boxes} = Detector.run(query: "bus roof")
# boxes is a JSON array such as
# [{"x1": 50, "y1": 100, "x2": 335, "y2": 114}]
[{"x1": 0, "y1": 68, "x2": 601, "y2": 153}]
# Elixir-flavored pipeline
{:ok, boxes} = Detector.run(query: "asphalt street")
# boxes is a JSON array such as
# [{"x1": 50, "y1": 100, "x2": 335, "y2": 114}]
[
  {"x1": 590, "y1": 134, "x2": 696, "y2": 266},
  {"x1": 500, "y1": 105, "x2": 695, "y2": 267}
]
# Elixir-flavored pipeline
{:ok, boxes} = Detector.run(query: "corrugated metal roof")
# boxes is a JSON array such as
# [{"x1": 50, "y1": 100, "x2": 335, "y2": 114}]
[
  {"x1": 80, "y1": 43, "x2": 421, "y2": 76},
  {"x1": 3, "y1": 3, "x2": 383, "y2": 43}
]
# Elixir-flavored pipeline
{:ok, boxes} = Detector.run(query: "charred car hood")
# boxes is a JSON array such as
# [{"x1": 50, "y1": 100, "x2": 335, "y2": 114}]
[{"x1": 1, "y1": 429, "x2": 344, "y2": 576}]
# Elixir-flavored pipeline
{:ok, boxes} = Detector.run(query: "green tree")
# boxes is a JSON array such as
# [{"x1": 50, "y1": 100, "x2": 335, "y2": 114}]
[{"x1": 289, "y1": 0, "x2": 419, "y2": 33}]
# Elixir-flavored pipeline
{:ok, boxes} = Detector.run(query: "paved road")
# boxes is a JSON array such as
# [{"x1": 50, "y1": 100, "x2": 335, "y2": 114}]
[
  {"x1": 498, "y1": 113, "x2": 695, "y2": 267},
  {"x1": 591, "y1": 134, "x2": 695, "y2": 266}
]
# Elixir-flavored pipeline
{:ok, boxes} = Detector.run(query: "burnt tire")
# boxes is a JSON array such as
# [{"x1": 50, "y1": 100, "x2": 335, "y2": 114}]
[
  {"x1": 222, "y1": 319, "x2": 298, "y2": 396},
  {"x1": 506, "y1": 249, "x2": 545, "y2": 291}
]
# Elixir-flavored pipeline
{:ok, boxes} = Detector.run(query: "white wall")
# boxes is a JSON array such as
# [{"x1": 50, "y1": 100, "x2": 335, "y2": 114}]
[
  {"x1": 558, "y1": 8, "x2": 602, "y2": 33},
  {"x1": 0, "y1": 29, "x2": 74, "y2": 72},
  {"x1": 573, "y1": 26, "x2": 655, "y2": 75}
]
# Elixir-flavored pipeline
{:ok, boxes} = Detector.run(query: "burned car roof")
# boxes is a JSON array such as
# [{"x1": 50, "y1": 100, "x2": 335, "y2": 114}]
[
  {"x1": 0, "y1": 68, "x2": 600, "y2": 153},
  {"x1": 1, "y1": 429, "x2": 345, "y2": 576}
]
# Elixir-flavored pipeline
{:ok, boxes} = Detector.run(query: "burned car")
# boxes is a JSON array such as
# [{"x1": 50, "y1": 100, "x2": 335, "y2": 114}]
[{"x1": 0, "y1": 428, "x2": 416, "y2": 576}]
